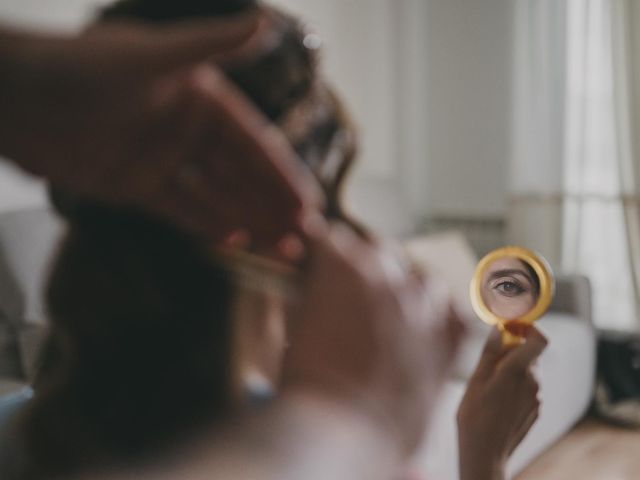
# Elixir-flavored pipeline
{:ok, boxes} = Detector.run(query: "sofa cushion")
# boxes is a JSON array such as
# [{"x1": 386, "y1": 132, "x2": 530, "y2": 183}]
[
  {"x1": 452, "y1": 312, "x2": 594, "y2": 380},
  {"x1": 404, "y1": 232, "x2": 478, "y2": 325},
  {"x1": 506, "y1": 312, "x2": 596, "y2": 476}
]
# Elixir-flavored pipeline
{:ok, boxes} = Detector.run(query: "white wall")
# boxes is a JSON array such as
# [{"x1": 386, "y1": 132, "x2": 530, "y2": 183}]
[
  {"x1": 271, "y1": 0, "x2": 426, "y2": 235},
  {"x1": 276, "y1": 0, "x2": 516, "y2": 226},
  {"x1": 261, "y1": 1, "x2": 516, "y2": 228},
  {"x1": 272, "y1": 0, "x2": 401, "y2": 179},
  {"x1": 423, "y1": 0, "x2": 514, "y2": 218},
  {"x1": 0, "y1": 0, "x2": 106, "y2": 31}
]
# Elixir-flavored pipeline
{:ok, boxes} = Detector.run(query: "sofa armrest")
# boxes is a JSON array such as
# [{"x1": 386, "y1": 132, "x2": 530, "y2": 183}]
[{"x1": 549, "y1": 274, "x2": 592, "y2": 325}]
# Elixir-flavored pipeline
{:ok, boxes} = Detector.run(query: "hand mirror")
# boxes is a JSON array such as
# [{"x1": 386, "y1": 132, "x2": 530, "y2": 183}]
[{"x1": 470, "y1": 246, "x2": 554, "y2": 344}]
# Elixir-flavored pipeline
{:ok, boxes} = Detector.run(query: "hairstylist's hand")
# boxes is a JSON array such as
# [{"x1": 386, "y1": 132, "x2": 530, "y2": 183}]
[
  {"x1": 0, "y1": 10, "x2": 320, "y2": 252},
  {"x1": 282, "y1": 226, "x2": 465, "y2": 458},
  {"x1": 457, "y1": 326, "x2": 548, "y2": 480}
]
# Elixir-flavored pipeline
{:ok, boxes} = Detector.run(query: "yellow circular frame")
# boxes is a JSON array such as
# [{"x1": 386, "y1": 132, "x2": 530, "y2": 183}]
[{"x1": 469, "y1": 246, "x2": 555, "y2": 327}]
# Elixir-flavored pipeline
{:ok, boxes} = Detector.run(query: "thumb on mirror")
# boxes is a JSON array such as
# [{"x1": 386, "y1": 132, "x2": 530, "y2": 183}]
[
  {"x1": 498, "y1": 327, "x2": 548, "y2": 377},
  {"x1": 472, "y1": 326, "x2": 513, "y2": 380}
]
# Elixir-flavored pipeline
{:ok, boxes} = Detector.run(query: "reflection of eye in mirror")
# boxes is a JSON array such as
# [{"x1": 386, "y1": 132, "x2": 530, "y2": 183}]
[
  {"x1": 470, "y1": 246, "x2": 554, "y2": 344},
  {"x1": 480, "y1": 256, "x2": 540, "y2": 321}
]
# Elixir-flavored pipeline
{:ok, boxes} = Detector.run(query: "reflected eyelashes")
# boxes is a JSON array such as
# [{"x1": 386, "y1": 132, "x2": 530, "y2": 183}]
[
  {"x1": 492, "y1": 278, "x2": 528, "y2": 297},
  {"x1": 487, "y1": 268, "x2": 534, "y2": 298}
]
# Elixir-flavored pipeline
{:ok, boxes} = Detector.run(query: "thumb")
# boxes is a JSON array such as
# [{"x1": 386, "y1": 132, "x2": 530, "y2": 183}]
[
  {"x1": 499, "y1": 327, "x2": 548, "y2": 376},
  {"x1": 145, "y1": 9, "x2": 265, "y2": 71},
  {"x1": 472, "y1": 326, "x2": 512, "y2": 379}
]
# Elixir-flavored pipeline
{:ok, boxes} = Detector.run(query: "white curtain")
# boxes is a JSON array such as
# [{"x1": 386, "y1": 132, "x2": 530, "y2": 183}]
[
  {"x1": 562, "y1": 0, "x2": 639, "y2": 331},
  {"x1": 511, "y1": 0, "x2": 640, "y2": 331},
  {"x1": 509, "y1": 0, "x2": 567, "y2": 268}
]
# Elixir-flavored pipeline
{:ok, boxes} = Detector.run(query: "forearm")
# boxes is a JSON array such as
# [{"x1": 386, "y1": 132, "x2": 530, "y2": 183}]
[
  {"x1": 458, "y1": 443, "x2": 505, "y2": 480},
  {"x1": 459, "y1": 461, "x2": 505, "y2": 480}
]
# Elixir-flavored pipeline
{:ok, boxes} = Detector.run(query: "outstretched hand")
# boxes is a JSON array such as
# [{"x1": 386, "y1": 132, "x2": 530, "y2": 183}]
[{"x1": 0, "y1": 9, "x2": 321, "y2": 253}]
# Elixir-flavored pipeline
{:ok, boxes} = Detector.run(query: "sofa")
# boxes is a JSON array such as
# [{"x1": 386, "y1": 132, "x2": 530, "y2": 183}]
[{"x1": 0, "y1": 210, "x2": 596, "y2": 479}]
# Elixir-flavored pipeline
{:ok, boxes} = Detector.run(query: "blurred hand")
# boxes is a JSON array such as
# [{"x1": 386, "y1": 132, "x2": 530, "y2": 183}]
[
  {"x1": 457, "y1": 326, "x2": 548, "y2": 480},
  {"x1": 0, "y1": 10, "x2": 320, "y2": 252},
  {"x1": 282, "y1": 225, "x2": 465, "y2": 457}
]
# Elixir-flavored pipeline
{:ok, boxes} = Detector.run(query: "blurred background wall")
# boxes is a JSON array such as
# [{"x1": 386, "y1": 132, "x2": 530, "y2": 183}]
[{"x1": 271, "y1": 0, "x2": 516, "y2": 240}]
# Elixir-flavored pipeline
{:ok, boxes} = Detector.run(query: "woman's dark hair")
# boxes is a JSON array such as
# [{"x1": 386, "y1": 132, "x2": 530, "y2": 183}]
[
  {"x1": 521, "y1": 260, "x2": 541, "y2": 298},
  {"x1": 15, "y1": 1, "x2": 357, "y2": 478}
]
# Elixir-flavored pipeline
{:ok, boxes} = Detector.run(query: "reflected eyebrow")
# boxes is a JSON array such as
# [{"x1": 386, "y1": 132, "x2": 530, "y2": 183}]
[{"x1": 487, "y1": 268, "x2": 533, "y2": 284}]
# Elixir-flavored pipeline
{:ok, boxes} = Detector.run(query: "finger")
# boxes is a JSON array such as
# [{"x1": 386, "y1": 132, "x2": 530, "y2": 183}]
[
  {"x1": 332, "y1": 210, "x2": 373, "y2": 242},
  {"x1": 145, "y1": 9, "x2": 265, "y2": 70},
  {"x1": 406, "y1": 274, "x2": 463, "y2": 371},
  {"x1": 155, "y1": 154, "x2": 269, "y2": 242},
  {"x1": 300, "y1": 223, "x2": 364, "y2": 284},
  {"x1": 275, "y1": 233, "x2": 306, "y2": 262},
  {"x1": 431, "y1": 304, "x2": 466, "y2": 372},
  {"x1": 171, "y1": 164, "x2": 301, "y2": 247},
  {"x1": 446, "y1": 304, "x2": 467, "y2": 354},
  {"x1": 189, "y1": 67, "x2": 324, "y2": 227},
  {"x1": 374, "y1": 243, "x2": 414, "y2": 287},
  {"x1": 132, "y1": 76, "x2": 262, "y2": 241},
  {"x1": 325, "y1": 222, "x2": 368, "y2": 256},
  {"x1": 149, "y1": 184, "x2": 230, "y2": 242},
  {"x1": 504, "y1": 320, "x2": 530, "y2": 338},
  {"x1": 197, "y1": 144, "x2": 304, "y2": 242},
  {"x1": 150, "y1": 66, "x2": 323, "y2": 244},
  {"x1": 119, "y1": 74, "x2": 208, "y2": 203},
  {"x1": 508, "y1": 400, "x2": 540, "y2": 456},
  {"x1": 499, "y1": 327, "x2": 548, "y2": 376},
  {"x1": 472, "y1": 327, "x2": 513, "y2": 380},
  {"x1": 524, "y1": 370, "x2": 541, "y2": 398}
]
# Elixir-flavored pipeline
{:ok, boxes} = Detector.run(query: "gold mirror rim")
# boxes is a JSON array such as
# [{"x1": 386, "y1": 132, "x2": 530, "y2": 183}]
[{"x1": 469, "y1": 246, "x2": 555, "y2": 326}]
